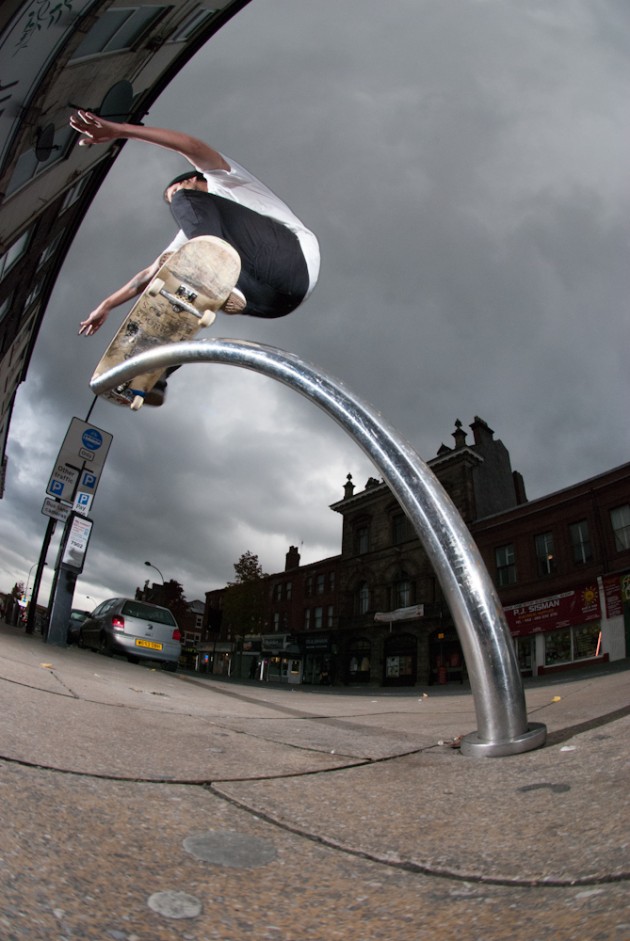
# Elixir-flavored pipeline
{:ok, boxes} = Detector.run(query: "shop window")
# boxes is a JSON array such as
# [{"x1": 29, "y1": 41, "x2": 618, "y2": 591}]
[
  {"x1": 610, "y1": 505, "x2": 630, "y2": 552},
  {"x1": 545, "y1": 623, "x2": 601, "y2": 666},
  {"x1": 495, "y1": 543, "x2": 516, "y2": 586},
  {"x1": 347, "y1": 637, "x2": 371, "y2": 683},
  {"x1": 535, "y1": 531, "x2": 556, "y2": 576},
  {"x1": 569, "y1": 520, "x2": 593, "y2": 565}
]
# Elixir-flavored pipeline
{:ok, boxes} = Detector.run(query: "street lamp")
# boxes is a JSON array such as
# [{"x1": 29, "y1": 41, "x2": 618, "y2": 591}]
[{"x1": 144, "y1": 560, "x2": 164, "y2": 584}]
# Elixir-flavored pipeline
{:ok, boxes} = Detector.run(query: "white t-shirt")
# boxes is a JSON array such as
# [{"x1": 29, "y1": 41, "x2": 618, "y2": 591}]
[{"x1": 164, "y1": 157, "x2": 320, "y2": 298}]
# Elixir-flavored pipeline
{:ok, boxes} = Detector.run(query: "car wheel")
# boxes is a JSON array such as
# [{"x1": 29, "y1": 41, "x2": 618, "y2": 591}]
[
  {"x1": 126, "y1": 654, "x2": 140, "y2": 664},
  {"x1": 163, "y1": 661, "x2": 178, "y2": 673},
  {"x1": 77, "y1": 630, "x2": 86, "y2": 649},
  {"x1": 99, "y1": 632, "x2": 114, "y2": 657}
]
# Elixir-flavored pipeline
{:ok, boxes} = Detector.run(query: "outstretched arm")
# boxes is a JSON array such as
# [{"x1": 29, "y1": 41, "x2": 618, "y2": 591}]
[
  {"x1": 69, "y1": 110, "x2": 230, "y2": 171},
  {"x1": 78, "y1": 255, "x2": 168, "y2": 336}
]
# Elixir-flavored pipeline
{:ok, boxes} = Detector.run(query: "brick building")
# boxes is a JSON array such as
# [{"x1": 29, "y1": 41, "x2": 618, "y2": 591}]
[{"x1": 198, "y1": 416, "x2": 629, "y2": 686}]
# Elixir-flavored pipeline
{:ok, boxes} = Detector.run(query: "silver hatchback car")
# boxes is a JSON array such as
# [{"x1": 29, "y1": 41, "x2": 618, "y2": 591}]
[{"x1": 78, "y1": 597, "x2": 181, "y2": 671}]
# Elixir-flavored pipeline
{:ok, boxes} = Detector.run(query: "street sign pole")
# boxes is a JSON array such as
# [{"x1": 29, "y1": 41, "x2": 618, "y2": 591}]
[{"x1": 42, "y1": 416, "x2": 112, "y2": 645}]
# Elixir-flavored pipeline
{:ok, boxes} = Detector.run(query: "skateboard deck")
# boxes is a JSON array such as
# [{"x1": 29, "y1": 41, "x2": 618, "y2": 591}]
[{"x1": 91, "y1": 236, "x2": 241, "y2": 409}]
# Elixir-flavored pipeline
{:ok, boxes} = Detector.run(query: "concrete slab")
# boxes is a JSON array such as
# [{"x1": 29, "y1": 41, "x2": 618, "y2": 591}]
[{"x1": 1, "y1": 625, "x2": 629, "y2": 940}]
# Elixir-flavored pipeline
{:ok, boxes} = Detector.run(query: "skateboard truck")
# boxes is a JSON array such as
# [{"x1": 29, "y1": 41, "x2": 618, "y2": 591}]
[{"x1": 148, "y1": 278, "x2": 216, "y2": 327}]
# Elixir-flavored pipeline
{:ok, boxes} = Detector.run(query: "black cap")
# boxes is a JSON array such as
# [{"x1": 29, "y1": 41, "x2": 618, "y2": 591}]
[{"x1": 163, "y1": 171, "x2": 205, "y2": 201}]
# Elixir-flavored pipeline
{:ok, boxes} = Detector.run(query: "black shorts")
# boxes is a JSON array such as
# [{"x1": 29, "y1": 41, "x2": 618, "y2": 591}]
[{"x1": 169, "y1": 189, "x2": 310, "y2": 319}]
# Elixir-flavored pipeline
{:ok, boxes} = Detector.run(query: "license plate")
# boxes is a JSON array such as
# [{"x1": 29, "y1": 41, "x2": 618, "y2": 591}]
[{"x1": 136, "y1": 638, "x2": 163, "y2": 651}]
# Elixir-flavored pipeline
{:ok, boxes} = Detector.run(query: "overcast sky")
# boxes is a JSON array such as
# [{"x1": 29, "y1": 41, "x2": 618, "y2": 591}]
[{"x1": 1, "y1": 0, "x2": 629, "y2": 611}]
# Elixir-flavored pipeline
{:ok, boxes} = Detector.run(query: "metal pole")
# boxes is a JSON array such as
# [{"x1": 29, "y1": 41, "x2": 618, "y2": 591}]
[{"x1": 91, "y1": 340, "x2": 546, "y2": 757}]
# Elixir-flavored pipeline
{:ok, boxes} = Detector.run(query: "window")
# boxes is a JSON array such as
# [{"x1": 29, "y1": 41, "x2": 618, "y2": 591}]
[
  {"x1": 327, "y1": 605, "x2": 334, "y2": 628},
  {"x1": 61, "y1": 175, "x2": 90, "y2": 212},
  {"x1": 273, "y1": 612, "x2": 280, "y2": 631},
  {"x1": 328, "y1": 572, "x2": 335, "y2": 592},
  {"x1": 314, "y1": 607, "x2": 323, "y2": 630},
  {"x1": 316, "y1": 574, "x2": 325, "y2": 595},
  {"x1": 304, "y1": 608, "x2": 311, "y2": 630},
  {"x1": 356, "y1": 581, "x2": 369, "y2": 615},
  {"x1": 305, "y1": 575, "x2": 313, "y2": 597},
  {"x1": 71, "y1": 7, "x2": 166, "y2": 59},
  {"x1": 391, "y1": 573, "x2": 412, "y2": 609},
  {"x1": 495, "y1": 544, "x2": 516, "y2": 587},
  {"x1": 610, "y1": 505, "x2": 630, "y2": 552},
  {"x1": 0, "y1": 295, "x2": 12, "y2": 327},
  {"x1": 392, "y1": 512, "x2": 410, "y2": 545},
  {"x1": 38, "y1": 231, "x2": 65, "y2": 269},
  {"x1": 355, "y1": 524, "x2": 369, "y2": 555},
  {"x1": 170, "y1": 8, "x2": 216, "y2": 42},
  {"x1": 569, "y1": 520, "x2": 593, "y2": 565},
  {"x1": 0, "y1": 231, "x2": 31, "y2": 280},
  {"x1": 535, "y1": 532, "x2": 556, "y2": 576}
]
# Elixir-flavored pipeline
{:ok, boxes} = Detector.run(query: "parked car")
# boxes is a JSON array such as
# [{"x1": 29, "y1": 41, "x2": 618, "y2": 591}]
[
  {"x1": 67, "y1": 608, "x2": 91, "y2": 645},
  {"x1": 78, "y1": 597, "x2": 181, "y2": 671}
]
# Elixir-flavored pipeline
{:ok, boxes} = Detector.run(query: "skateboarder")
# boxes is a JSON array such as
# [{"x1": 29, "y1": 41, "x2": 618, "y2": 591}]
[{"x1": 69, "y1": 111, "x2": 320, "y2": 337}]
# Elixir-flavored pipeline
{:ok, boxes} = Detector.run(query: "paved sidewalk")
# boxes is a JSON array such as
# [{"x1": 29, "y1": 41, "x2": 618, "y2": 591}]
[{"x1": 1, "y1": 623, "x2": 628, "y2": 940}]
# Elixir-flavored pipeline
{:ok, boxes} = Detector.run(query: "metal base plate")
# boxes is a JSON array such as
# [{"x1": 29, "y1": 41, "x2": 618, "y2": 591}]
[{"x1": 460, "y1": 722, "x2": 547, "y2": 758}]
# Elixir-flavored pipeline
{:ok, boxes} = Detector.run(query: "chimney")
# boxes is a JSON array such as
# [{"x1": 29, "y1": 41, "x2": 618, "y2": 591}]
[
  {"x1": 452, "y1": 419, "x2": 467, "y2": 450},
  {"x1": 285, "y1": 546, "x2": 301, "y2": 571},
  {"x1": 470, "y1": 415, "x2": 495, "y2": 446}
]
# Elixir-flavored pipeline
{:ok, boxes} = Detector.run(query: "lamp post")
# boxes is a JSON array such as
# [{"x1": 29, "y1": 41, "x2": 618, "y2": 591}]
[{"x1": 144, "y1": 560, "x2": 164, "y2": 584}]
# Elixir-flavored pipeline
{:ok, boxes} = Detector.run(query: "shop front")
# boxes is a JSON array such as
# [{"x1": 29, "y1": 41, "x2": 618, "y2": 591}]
[
  {"x1": 257, "y1": 634, "x2": 303, "y2": 684},
  {"x1": 428, "y1": 629, "x2": 464, "y2": 685},
  {"x1": 504, "y1": 582, "x2": 612, "y2": 675},
  {"x1": 302, "y1": 634, "x2": 334, "y2": 685},
  {"x1": 383, "y1": 632, "x2": 418, "y2": 686}
]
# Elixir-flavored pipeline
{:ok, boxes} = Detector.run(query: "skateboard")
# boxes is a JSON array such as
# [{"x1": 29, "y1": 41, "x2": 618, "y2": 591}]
[{"x1": 91, "y1": 236, "x2": 241, "y2": 410}]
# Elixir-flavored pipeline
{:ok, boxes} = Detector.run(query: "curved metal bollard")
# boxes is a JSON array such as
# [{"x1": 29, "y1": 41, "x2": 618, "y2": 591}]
[{"x1": 92, "y1": 339, "x2": 546, "y2": 757}]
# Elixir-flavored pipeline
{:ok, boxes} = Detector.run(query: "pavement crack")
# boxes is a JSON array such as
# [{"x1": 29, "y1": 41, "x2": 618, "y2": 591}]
[{"x1": 208, "y1": 783, "x2": 630, "y2": 890}]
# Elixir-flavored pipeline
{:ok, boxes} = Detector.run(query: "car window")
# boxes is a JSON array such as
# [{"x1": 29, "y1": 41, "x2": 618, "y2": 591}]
[{"x1": 121, "y1": 600, "x2": 176, "y2": 626}]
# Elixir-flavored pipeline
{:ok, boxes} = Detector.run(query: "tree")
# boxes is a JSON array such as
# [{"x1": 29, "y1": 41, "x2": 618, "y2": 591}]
[
  {"x1": 229, "y1": 551, "x2": 267, "y2": 585},
  {"x1": 223, "y1": 551, "x2": 268, "y2": 637}
]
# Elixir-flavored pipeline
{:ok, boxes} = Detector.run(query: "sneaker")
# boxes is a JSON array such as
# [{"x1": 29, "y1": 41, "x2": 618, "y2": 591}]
[
  {"x1": 221, "y1": 287, "x2": 246, "y2": 314},
  {"x1": 145, "y1": 379, "x2": 167, "y2": 407}
]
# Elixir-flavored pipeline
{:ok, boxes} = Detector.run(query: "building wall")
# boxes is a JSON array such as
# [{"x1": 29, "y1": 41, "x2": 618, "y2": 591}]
[{"x1": 0, "y1": 0, "x2": 251, "y2": 487}]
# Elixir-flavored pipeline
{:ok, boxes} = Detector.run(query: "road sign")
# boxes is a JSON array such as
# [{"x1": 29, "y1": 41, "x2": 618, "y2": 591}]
[
  {"x1": 46, "y1": 463, "x2": 79, "y2": 502},
  {"x1": 54, "y1": 418, "x2": 113, "y2": 476},
  {"x1": 41, "y1": 497, "x2": 72, "y2": 523},
  {"x1": 73, "y1": 491, "x2": 93, "y2": 516},
  {"x1": 47, "y1": 418, "x2": 112, "y2": 503}
]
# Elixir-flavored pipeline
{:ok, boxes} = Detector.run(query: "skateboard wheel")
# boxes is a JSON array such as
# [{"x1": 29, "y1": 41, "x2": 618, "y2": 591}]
[
  {"x1": 148, "y1": 277, "x2": 165, "y2": 297},
  {"x1": 199, "y1": 309, "x2": 216, "y2": 328},
  {"x1": 130, "y1": 395, "x2": 145, "y2": 411}
]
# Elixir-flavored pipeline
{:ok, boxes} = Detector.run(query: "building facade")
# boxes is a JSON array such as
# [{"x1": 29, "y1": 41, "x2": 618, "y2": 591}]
[
  {"x1": 0, "y1": 0, "x2": 251, "y2": 494},
  {"x1": 200, "y1": 416, "x2": 629, "y2": 687}
]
